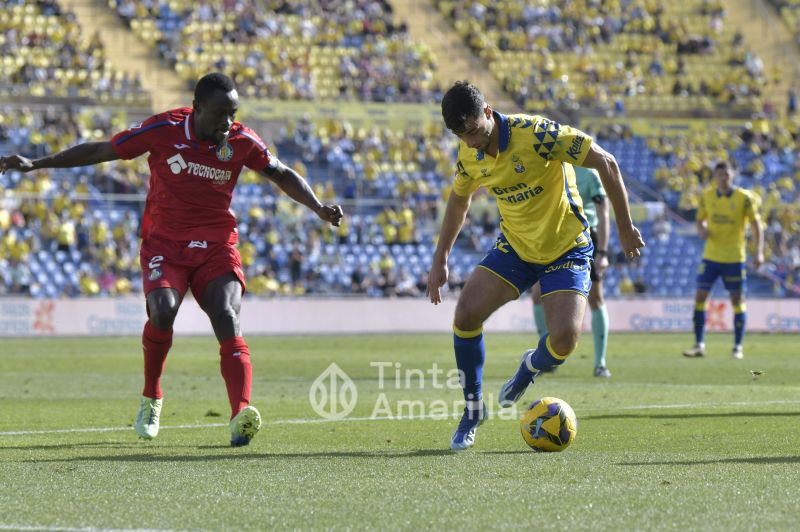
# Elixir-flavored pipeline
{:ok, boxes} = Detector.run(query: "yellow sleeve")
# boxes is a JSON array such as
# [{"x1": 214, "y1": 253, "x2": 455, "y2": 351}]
[
  {"x1": 743, "y1": 190, "x2": 760, "y2": 223},
  {"x1": 696, "y1": 191, "x2": 707, "y2": 222},
  {"x1": 530, "y1": 118, "x2": 593, "y2": 166},
  {"x1": 452, "y1": 165, "x2": 481, "y2": 197},
  {"x1": 452, "y1": 147, "x2": 481, "y2": 197}
]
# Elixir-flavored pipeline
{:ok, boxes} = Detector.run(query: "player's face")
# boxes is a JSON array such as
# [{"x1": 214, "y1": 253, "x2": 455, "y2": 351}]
[
  {"x1": 194, "y1": 89, "x2": 239, "y2": 144},
  {"x1": 455, "y1": 106, "x2": 493, "y2": 151},
  {"x1": 714, "y1": 166, "x2": 733, "y2": 191}
]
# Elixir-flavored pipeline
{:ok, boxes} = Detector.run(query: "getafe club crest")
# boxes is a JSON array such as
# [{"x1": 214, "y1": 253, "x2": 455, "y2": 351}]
[
  {"x1": 512, "y1": 154, "x2": 525, "y2": 173},
  {"x1": 216, "y1": 142, "x2": 234, "y2": 162}
]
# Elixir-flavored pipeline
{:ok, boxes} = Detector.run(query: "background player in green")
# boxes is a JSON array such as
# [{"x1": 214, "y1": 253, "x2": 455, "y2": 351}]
[
  {"x1": 683, "y1": 161, "x2": 764, "y2": 360},
  {"x1": 531, "y1": 166, "x2": 611, "y2": 378},
  {"x1": 427, "y1": 81, "x2": 644, "y2": 450}
]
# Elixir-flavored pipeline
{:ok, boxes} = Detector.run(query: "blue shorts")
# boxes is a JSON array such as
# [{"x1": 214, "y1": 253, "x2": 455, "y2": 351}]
[
  {"x1": 478, "y1": 233, "x2": 593, "y2": 298},
  {"x1": 696, "y1": 259, "x2": 746, "y2": 293}
]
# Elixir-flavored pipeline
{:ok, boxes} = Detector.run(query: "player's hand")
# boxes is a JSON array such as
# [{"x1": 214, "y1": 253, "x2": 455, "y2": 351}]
[
  {"x1": 426, "y1": 259, "x2": 449, "y2": 305},
  {"x1": 317, "y1": 204, "x2": 343, "y2": 226},
  {"x1": 594, "y1": 253, "x2": 609, "y2": 277},
  {"x1": 0, "y1": 154, "x2": 35, "y2": 174},
  {"x1": 697, "y1": 225, "x2": 709, "y2": 240},
  {"x1": 618, "y1": 224, "x2": 645, "y2": 260}
]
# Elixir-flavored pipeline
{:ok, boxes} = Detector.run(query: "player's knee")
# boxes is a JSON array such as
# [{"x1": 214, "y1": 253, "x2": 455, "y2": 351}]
[
  {"x1": 453, "y1": 302, "x2": 483, "y2": 332},
  {"x1": 211, "y1": 305, "x2": 240, "y2": 332},
  {"x1": 549, "y1": 329, "x2": 580, "y2": 356},
  {"x1": 147, "y1": 292, "x2": 180, "y2": 330}
]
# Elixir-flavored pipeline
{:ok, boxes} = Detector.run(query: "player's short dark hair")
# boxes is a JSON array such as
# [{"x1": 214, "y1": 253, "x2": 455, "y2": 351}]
[
  {"x1": 194, "y1": 72, "x2": 235, "y2": 103},
  {"x1": 714, "y1": 160, "x2": 736, "y2": 171},
  {"x1": 441, "y1": 81, "x2": 485, "y2": 133}
]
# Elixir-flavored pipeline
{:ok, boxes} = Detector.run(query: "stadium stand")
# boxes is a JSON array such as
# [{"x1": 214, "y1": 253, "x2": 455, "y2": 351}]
[
  {"x1": 0, "y1": 0, "x2": 150, "y2": 105},
  {"x1": 2, "y1": 0, "x2": 798, "y2": 300},
  {"x1": 4, "y1": 103, "x2": 798, "y2": 299},
  {"x1": 108, "y1": 0, "x2": 441, "y2": 103},
  {"x1": 434, "y1": 0, "x2": 767, "y2": 117},
  {"x1": 769, "y1": 0, "x2": 800, "y2": 45}
]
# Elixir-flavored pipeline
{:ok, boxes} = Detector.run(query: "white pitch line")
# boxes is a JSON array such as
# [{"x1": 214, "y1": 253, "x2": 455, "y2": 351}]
[
  {"x1": 0, "y1": 526, "x2": 181, "y2": 532},
  {"x1": 0, "y1": 423, "x2": 226, "y2": 436},
  {"x1": 1, "y1": 399, "x2": 799, "y2": 437}
]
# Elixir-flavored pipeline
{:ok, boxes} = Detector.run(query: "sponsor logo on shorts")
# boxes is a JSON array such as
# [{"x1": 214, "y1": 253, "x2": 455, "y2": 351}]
[
  {"x1": 148, "y1": 269, "x2": 162, "y2": 281},
  {"x1": 544, "y1": 260, "x2": 586, "y2": 273}
]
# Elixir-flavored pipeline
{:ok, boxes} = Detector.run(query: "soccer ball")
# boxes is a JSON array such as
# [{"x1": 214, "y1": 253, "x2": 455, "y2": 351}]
[{"x1": 520, "y1": 397, "x2": 577, "y2": 452}]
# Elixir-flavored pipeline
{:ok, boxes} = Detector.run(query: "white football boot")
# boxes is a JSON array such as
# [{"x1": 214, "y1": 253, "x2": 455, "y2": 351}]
[
  {"x1": 682, "y1": 343, "x2": 706, "y2": 358},
  {"x1": 134, "y1": 397, "x2": 163, "y2": 440},
  {"x1": 732, "y1": 345, "x2": 744, "y2": 360}
]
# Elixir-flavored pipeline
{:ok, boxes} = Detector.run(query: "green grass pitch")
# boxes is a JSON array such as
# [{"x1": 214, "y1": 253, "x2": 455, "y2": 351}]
[{"x1": 1, "y1": 332, "x2": 799, "y2": 530}]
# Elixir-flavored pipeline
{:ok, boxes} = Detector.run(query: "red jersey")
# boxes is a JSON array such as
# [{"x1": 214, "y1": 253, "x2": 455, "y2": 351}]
[{"x1": 110, "y1": 108, "x2": 275, "y2": 243}]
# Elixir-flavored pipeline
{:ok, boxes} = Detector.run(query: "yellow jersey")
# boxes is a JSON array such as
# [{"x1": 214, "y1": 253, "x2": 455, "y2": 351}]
[
  {"x1": 453, "y1": 112, "x2": 593, "y2": 263},
  {"x1": 697, "y1": 186, "x2": 760, "y2": 263}
]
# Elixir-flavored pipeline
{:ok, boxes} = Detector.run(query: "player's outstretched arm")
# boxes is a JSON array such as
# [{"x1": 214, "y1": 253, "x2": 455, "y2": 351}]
[
  {"x1": 582, "y1": 143, "x2": 644, "y2": 260},
  {"x1": 261, "y1": 160, "x2": 343, "y2": 226},
  {"x1": 427, "y1": 190, "x2": 472, "y2": 305},
  {"x1": 0, "y1": 141, "x2": 119, "y2": 174}
]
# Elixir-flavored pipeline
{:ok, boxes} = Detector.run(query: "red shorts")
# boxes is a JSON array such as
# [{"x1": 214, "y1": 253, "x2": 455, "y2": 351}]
[{"x1": 139, "y1": 235, "x2": 246, "y2": 302}]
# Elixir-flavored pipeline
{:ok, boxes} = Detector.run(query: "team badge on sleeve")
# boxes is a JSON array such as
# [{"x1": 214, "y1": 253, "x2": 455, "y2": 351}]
[{"x1": 216, "y1": 142, "x2": 234, "y2": 162}]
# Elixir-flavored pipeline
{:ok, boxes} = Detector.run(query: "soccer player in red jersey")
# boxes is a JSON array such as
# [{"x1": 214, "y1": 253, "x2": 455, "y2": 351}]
[{"x1": 0, "y1": 73, "x2": 343, "y2": 446}]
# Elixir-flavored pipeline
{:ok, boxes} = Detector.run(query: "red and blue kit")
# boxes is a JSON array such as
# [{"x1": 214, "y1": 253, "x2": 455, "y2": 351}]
[{"x1": 110, "y1": 108, "x2": 276, "y2": 299}]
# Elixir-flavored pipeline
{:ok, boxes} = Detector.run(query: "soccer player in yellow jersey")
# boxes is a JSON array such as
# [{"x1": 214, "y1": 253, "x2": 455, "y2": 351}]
[
  {"x1": 532, "y1": 166, "x2": 612, "y2": 378},
  {"x1": 427, "y1": 81, "x2": 644, "y2": 450},
  {"x1": 683, "y1": 161, "x2": 764, "y2": 360}
]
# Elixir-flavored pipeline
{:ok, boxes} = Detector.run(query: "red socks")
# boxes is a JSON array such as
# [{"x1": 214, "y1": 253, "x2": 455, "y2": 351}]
[
  {"x1": 141, "y1": 321, "x2": 173, "y2": 399},
  {"x1": 219, "y1": 336, "x2": 252, "y2": 418},
  {"x1": 142, "y1": 326, "x2": 251, "y2": 418}
]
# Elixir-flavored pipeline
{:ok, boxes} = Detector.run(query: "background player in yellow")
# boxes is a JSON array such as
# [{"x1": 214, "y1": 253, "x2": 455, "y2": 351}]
[
  {"x1": 426, "y1": 81, "x2": 644, "y2": 450},
  {"x1": 531, "y1": 166, "x2": 612, "y2": 378},
  {"x1": 683, "y1": 161, "x2": 764, "y2": 360}
]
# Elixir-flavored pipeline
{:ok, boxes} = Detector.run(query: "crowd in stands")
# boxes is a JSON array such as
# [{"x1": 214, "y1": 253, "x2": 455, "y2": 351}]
[
  {"x1": 4, "y1": 102, "x2": 800, "y2": 299},
  {"x1": 0, "y1": 105, "x2": 143, "y2": 297},
  {"x1": 768, "y1": 0, "x2": 800, "y2": 46},
  {"x1": 1, "y1": 0, "x2": 149, "y2": 105},
  {"x1": 602, "y1": 113, "x2": 800, "y2": 295},
  {"x1": 110, "y1": 0, "x2": 441, "y2": 103},
  {"x1": 435, "y1": 0, "x2": 767, "y2": 116}
]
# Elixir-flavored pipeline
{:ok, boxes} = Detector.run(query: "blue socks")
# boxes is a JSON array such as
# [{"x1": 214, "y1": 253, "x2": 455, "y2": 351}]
[
  {"x1": 453, "y1": 326, "x2": 485, "y2": 405},
  {"x1": 734, "y1": 303, "x2": 746, "y2": 346},
  {"x1": 535, "y1": 302, "x2": 605, "y2": 369},
  {"x1": 526, "y1": 333, "x2": 568, "y2": 373},
  {"x1": 693, "y1": 302, "x2": 707, "y2": 345}
]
